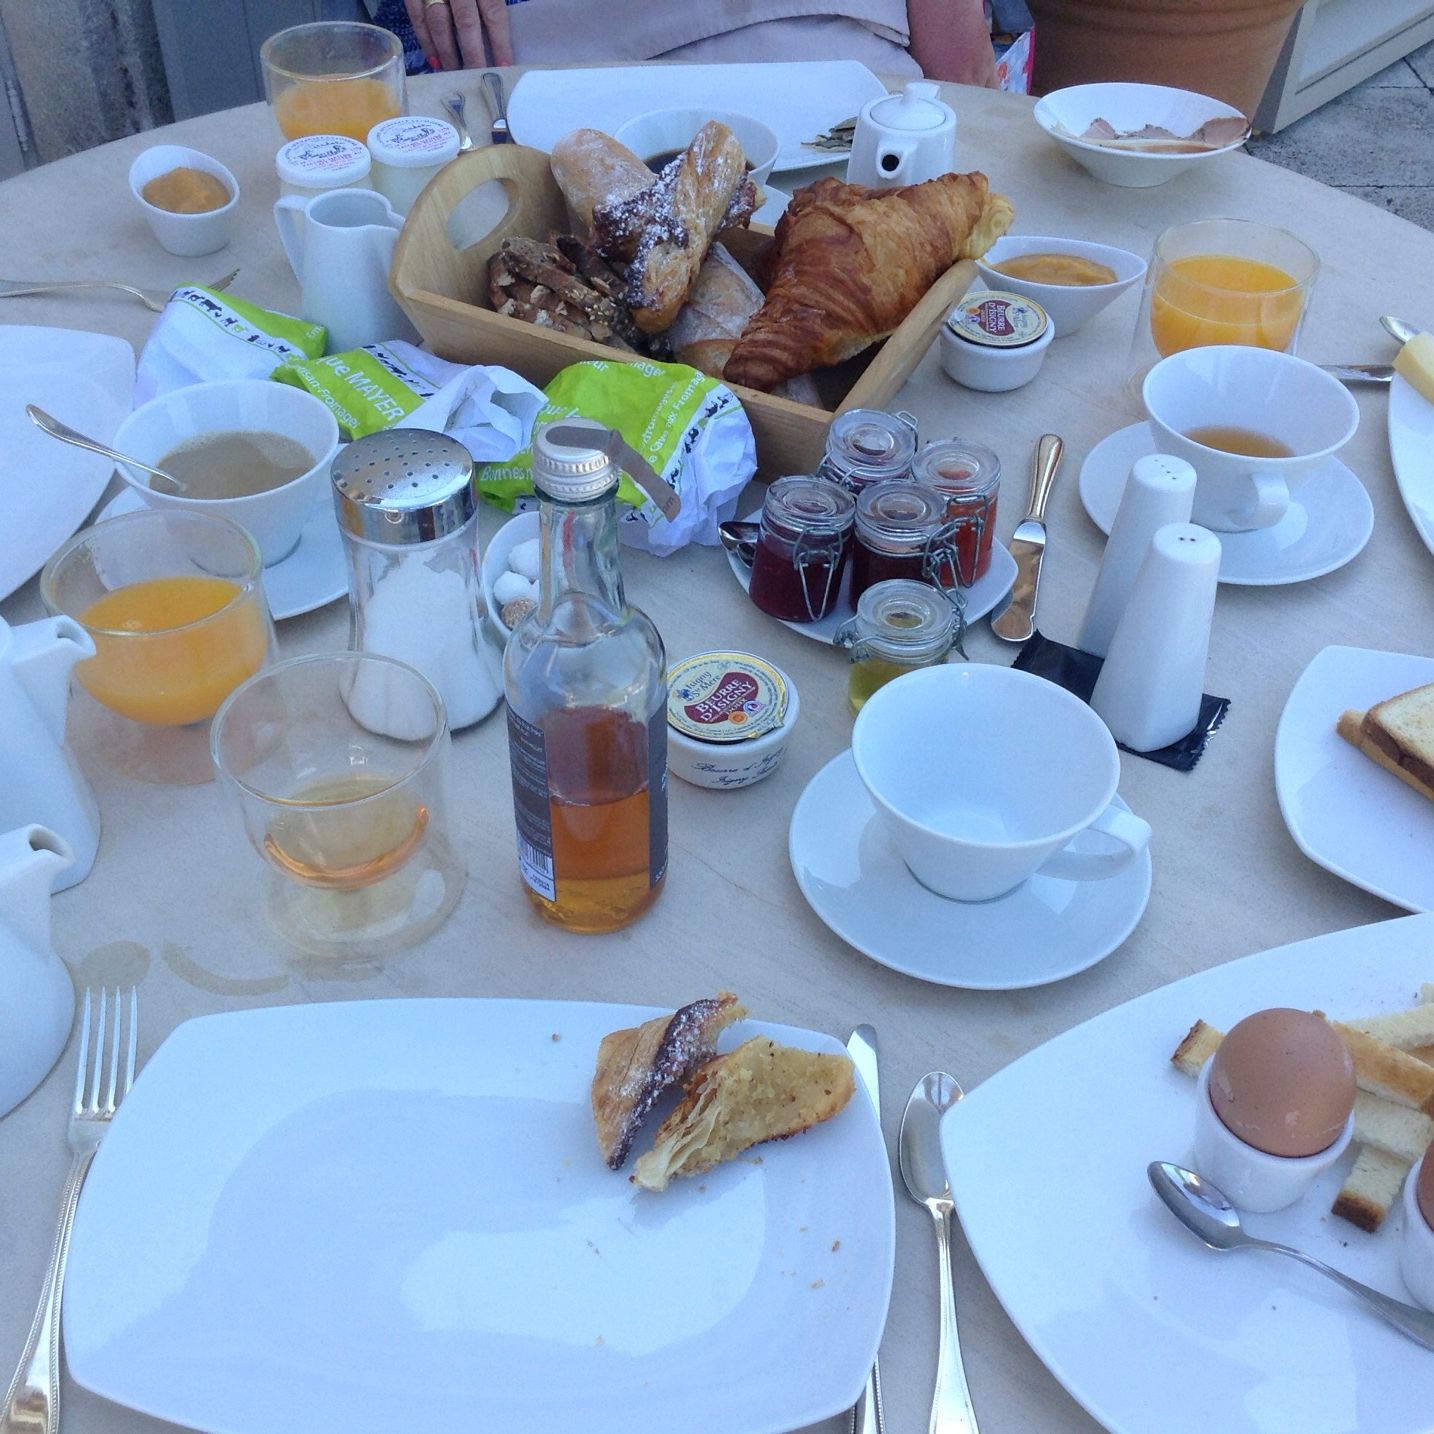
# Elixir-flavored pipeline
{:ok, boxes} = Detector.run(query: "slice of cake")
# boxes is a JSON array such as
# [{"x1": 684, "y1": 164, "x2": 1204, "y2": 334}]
[
  {"x1": 1337, "y1": 683, "x2": 1434, "y2": 804},
  {"x1": 631, "y1": 1037, "x2": 855, "y2": 1192},
  {"x1": 590, "y1": 993, "x2": 746, "y2": 1170}
]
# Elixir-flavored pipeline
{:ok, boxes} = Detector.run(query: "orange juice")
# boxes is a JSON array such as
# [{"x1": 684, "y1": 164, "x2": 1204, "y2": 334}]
[
  {"x1": 78, "y1": 577, "x2": 269, "y2": 726},
  {"x1": 1150, "y1": 255, "x2": 1305, "y2": 357},
  {"x1": 274, "y1": 77, "x2": 399, "y2": 142}
]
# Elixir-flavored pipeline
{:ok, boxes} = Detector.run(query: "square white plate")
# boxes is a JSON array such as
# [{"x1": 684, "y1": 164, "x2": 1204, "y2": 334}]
[
  {"x1": 506, "y1": 61, "x2": 886, "y2": 173},
  {"x1": 1389, "y1": 373, "x2": 1434, "y2": 559},
  {"x1": 941, "y1": 913, "x2": 1434, "y2": 1434},
  {"x1": 64, "y1": 998, "x2": 893, "y2": 1434},
  {"x1": 0, "y1": 327, "x2": 133, "y2": 601},
  {"x1": 1275, "y1": 644, "x2": 1434, "y2": 912}
]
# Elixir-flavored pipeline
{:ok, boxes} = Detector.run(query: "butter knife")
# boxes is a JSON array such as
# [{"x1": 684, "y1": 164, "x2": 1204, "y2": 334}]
[
  {"x1": 846, "y1": 1024, "x2": 886, "y2": 1434},
  {"x1": 1321, "y1": 362, "x2": 1394, "y2": 385},
  {"x1": 990, "y1": 434, "x2": 1063, "y2": 644},
  {"x1": 481, "y1": 70, "x2": 511, "y2": 145}
]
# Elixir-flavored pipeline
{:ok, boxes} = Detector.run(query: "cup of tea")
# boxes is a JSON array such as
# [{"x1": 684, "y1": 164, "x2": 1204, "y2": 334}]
[
  {"x1": 851, "y1": 665, "x2": 1150, "y2": 903},
  {"x1": 260, "y1": 21, "x2": 404, "y2": 143},
  {"x1": 1142, "y1": 344, "x2": 1360, "y2": 532},
  {"x1": 210, "y1": 652, "x2": 466, "y2": 963},
  {"x1": 111, "y1": 379, "x2": 341, "y2": 566},
  {"x1": 1126, "y1": 218, "x2": 1319, "y2": 394}
]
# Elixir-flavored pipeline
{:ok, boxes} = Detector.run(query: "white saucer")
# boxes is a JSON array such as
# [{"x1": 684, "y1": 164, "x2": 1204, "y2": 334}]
[
  {"x1": 99, "y1": 489, "x2": 347, "y2": 621},
  {"x1": 788, "y1": 751, "x2": 1152, "y2": 990},
  {"x1": 1078, "y1": 421, "x2": 1373, "y2": 586}
]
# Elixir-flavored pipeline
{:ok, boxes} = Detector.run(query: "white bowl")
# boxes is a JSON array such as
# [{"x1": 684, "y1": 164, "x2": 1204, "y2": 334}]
[
  {"x1": 1033, "y1": 82, "x2": 1249, "y2": 189},
  {"x1": 481, "y1": 509, "x2": 541, "y2": 639},
  {"x1": 974, "y1": 235, "x2": 1146, "y2": 337},
  {"x1": 667, "y1": 658, "x2": 799, "y2": 790},
  {"x1": 112, "y1": 380, "x2": 340, "y2": 566},
  {"x1": 613, "y1": 108, "x2": 779, "y2": 188},
  {"x1": 128, "y1": 144, "x2": 239, "y2": 256}
]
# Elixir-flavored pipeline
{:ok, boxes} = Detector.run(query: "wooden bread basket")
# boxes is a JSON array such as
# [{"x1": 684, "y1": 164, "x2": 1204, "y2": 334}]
[{"x1": 390, "y1": 144, "x2": 976, "y2": 477}]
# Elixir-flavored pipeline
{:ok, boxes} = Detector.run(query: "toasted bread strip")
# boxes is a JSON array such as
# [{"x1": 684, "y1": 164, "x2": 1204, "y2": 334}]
[
  {"x1": 1341, "y1": 1005, "x2": 1434, "y2": 1052},
  {"x1": 1330, "y1": 1021, "x2": 1434, "y2": 1113},
  {"x1": 1331, "y1": 1143, "x2": 1410, "y2": 1232},
  {"x1": 1170, "y1": 1019, "x2": 1222, "y2": 1077},
  {"x1": 1337, "y1": 708, "x2": 1434, "y2": 803}
]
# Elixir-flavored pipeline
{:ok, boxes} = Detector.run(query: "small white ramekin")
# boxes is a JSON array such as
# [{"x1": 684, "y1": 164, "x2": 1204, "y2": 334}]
[
  {"x1": 938, "y1": 302, "x2": 1054, "y2": 392},
  {"x1": 667, "y1": 660, "x2": 799, "y2": 790},
  {"x1": 128, "y1": 144, "x2": 239, "y2": 257},
  {"x1": 1193, "y1": 1059, "x2": 1354, "y2": 1214},
  {"x1": 1401, "y1": 1156, "x2": 1434, "y2": 1310}
]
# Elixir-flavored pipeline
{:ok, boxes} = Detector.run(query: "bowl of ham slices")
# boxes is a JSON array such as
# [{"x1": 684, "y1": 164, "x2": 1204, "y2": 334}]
[{"x1": 1034, "y1": 82, "x2": 1250, "y2": 188}]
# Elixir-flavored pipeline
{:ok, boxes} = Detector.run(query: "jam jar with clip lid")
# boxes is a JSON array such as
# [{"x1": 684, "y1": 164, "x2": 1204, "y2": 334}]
[
  {"x1": 849, "y1": 480, "x2": 960, "y2": 600},
  {"x1": 747, "y1": 476, "x2": 856, "y2": 623},
  {"x1": 841, "y1": 578, "x2": 959, "y2": 713},
  {"x1": 911, "y1": 439, "x2": 1001, "y2": 585},
  {"x1": 816, "y1": 409, "x2": 918, "y2": 493}
]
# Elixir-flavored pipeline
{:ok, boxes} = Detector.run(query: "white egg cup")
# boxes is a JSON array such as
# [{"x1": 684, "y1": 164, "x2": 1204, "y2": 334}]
[
  {"x1": 1400, "y1": 1157, "x2": 1434, "y2": 1311},
  {"x1": 1193, "y1": 1058, "x2": 1353, "y2": 1214}
]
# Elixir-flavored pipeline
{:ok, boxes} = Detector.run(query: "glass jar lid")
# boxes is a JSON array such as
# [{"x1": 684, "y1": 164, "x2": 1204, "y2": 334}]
[
  {"x1": 823, "y1": 409, "x2": 918, "y2": 486},
  {"x1": 855, "y1": 481, "x2": 951, "y2": 554},
  {"x1": 912, "y1": 439, "x2": 1001, "y2": 501},
  {"x1": 762, "y1": 474, "x2": 856, "y2": 538},
  {"x1": 851, "y1": 579, "x2": 958, "y2": 662}
]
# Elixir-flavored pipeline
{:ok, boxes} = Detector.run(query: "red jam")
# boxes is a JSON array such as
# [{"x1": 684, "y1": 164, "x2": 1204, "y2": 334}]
[
  {"x1": 911, "y1": 440, "x2": 1001, "y2": 585},
  {"x1": 850, "y1": 481, "x2": 957, "y2": 601},
  {"x1": 747, "y1": 476, "x2": 856, "y2": 623}
]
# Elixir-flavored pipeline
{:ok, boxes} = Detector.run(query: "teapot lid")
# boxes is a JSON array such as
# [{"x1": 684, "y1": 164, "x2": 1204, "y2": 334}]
[{"x1": 867, "y1": 81, "x2": 950, "y2": 133}]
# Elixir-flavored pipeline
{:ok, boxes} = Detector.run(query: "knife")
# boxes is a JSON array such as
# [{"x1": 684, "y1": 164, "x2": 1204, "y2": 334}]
[
  {"x1": 1321, "y1": 362, "x2": 1394, "y2": 385},
  {"x1": 481, "y1": 70, "x2": 511, "y2": 145},
  {"x1": 990, "y1": 433, "x2": 1063, "y2": 644},
  {"x1": 846, "y1": 1025, "x2": 886, "y2": 1434}
]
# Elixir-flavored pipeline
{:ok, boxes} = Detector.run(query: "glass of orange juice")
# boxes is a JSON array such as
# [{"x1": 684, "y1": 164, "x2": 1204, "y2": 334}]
[
  {"x1": 210, "y1": 653, "x2": 465, "y2": 963},
  {"x1": 41, "y1": 511, "x2": 275, "y2": 785},
  {"x1": 1126, "y1": 218, "x2": 1319, "y2": 394},
  {"x1": 260, "y1": 22, "x2": 405, "y2": 144}
]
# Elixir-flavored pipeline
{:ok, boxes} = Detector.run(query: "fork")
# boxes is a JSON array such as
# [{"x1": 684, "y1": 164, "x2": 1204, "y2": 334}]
[
  {"x1": 1, "y1": 987, "x2": 138, "y2": 1434},
  {"x1": 0, "y1": 269, "x2": 239, "y2": 313}
]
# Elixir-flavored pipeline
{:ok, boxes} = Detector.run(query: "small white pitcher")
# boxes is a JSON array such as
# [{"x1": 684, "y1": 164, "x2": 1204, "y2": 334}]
[
  {"x1": 847, "y1": 81, "x2": 957, "y2": 189},
  {"x1": 273, "y1": 187, "x2": 420, "y2": 352}
]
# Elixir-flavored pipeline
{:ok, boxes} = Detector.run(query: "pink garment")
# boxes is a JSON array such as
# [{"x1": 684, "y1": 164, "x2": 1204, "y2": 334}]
[{"x1": 508, "y1": 0, "x2": 922, "y2": 74}]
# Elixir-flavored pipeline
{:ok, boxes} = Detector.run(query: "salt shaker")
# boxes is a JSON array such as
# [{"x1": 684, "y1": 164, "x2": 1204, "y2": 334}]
[
  {"x1": 1090, "y1": 522, "x2": 1221, "y2": 752},
  {"x1": 332, "y1": 429, "x2": 502, "y2": 731},
  {"x1": 1079, "y1": 453, "x2": 1195, "y2": 659}
]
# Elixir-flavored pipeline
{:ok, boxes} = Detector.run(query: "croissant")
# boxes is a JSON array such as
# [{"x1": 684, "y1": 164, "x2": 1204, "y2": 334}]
[{"x1": 724, "y1": 173, "x2": 1014, "y2": 392}]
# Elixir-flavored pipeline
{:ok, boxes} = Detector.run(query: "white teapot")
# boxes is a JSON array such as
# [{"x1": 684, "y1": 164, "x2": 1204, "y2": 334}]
[
  {"x1": 0, "y1": 615, "x2": 100, "y2": 890},
  {"x1": 847, "y1": 81, "x2": 958, "y2": 189},
  {"x1": 0, "y1": 825, "x2": 76, "y2": 1120}
]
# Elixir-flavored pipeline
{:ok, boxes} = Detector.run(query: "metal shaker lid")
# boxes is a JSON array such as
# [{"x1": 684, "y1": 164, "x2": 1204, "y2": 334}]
[{"x1": 330, "y1": 429, "x2": 476, "y2": 544}]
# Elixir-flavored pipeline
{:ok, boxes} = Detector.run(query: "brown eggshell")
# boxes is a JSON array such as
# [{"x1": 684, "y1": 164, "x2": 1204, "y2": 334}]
[
  {"x1": 1418, "y1": 1139, "x2": 1434, "y2": 1232},
  {"x1": 1208, "y1": 1008, "x2": 1355, "y2": 1157}
]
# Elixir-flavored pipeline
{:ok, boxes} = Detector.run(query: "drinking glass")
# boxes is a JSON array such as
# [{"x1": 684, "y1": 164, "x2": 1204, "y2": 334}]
[
  {"x1": 260, "y1": 22, "x2": 405, "y2": 144},
  {"x1": 210, "y1": 652, "x2": 466, "y2": 963},
  {"x1": 1125, "y1": 218, "x2": 1319, "y2": 394},
  {"x1": 41, "y1": 510, "x2": 275, "y2": 784}
]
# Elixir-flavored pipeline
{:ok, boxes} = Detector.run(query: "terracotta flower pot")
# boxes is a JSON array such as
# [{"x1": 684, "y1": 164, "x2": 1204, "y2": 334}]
[{"x1": 1026, "y1": 0, "x2": 1306, "y2": 119}]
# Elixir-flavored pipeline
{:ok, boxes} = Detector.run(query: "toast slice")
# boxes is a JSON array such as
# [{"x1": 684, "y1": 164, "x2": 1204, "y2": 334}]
[{"x1": 1337, "y1": 684, "x2": 1434, "y2": 803}]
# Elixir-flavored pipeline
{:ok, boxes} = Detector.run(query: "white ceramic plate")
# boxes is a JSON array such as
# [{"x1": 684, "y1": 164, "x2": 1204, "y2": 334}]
[
  {"x1": 0, "y1": 327, "x2": 134, "y2": 601},
  {"x1": 726, "y1": 509, "x2": 1016, "y2": 645},
  {"x1": 1389, "y1": 373, "x2": 1434, "y2": 559},
  {"x1": 1275, "y1": 644, "x2": 1434, "y2": 912},
  {"x1": 941, "y1": 913, "x2": 1434, "y2": 1434},
  {"x1": 507, "y1": 62, "x2": 886, "y2": 174},
  {"x1": 64, "y1": 998, "x2": 894, "y2": 1434}
]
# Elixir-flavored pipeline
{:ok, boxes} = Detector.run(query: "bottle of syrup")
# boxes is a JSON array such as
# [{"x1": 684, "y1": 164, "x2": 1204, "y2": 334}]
[{"x1": 503, "y1": 420, "x2": 668, "y2": 932}]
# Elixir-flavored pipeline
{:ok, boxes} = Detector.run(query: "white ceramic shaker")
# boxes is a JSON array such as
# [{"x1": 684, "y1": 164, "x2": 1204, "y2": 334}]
[{"x1": 1090, "y1": 522, "x2": 1221, "y2": 752}]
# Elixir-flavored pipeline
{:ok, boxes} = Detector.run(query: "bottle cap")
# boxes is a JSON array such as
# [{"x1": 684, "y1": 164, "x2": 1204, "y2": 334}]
[
  {"x1": 275, "y1": 134, "x2": 371, "y2": 190},
  {"x1": 330, "y1": 428, "x2": 476, "y2": 544},
  {"x1": 366, "y1": 116, "x2": 460, "y2": 169},
  {"x1": 532, "y1": 418, "x2": 619, "y2": 503}
]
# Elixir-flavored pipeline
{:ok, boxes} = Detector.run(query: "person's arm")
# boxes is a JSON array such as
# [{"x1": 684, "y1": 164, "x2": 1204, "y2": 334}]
[
  {"x1": 907, "y1": 0, "x2": 999, "y2": 87},
  {"x1": 403, "y1": 0, "x2": 514, "y2": 68}
]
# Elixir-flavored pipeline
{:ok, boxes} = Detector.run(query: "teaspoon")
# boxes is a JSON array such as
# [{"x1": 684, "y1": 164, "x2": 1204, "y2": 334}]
[
  {"x1": 1148, "y1": 1161, "x2": 1434, "y2": 1350},
  {"x1": 26, "y1": 405, "x2": 190, "y2": 494},
  {"x1": 717, "y1": 520, "x2": 759, "y2": 566},
  {"x1": 1382, "y1": 315, "x2": 1420, "y2": 345},
  {"x1": 900, "y1": 1072, "x2": 980, "y2": 1434}
]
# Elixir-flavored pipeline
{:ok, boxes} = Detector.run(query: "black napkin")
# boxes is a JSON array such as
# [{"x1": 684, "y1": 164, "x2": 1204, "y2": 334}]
[{"x1": 1010, "y1": 631, "x2": 1229, "y2": 772}]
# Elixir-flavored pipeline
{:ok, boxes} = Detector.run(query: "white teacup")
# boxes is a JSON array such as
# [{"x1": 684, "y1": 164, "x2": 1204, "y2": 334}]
[
  {"x1": 1143, "y1": 345, "x2": 1359, "y2": 533},
  {"x1": 851, "y1": 665, "x2": 1150, "y2": 903}
]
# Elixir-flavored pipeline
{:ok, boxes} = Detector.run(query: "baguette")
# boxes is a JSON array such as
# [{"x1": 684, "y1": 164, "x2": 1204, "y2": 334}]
[{"x1": 549, "y1": 127, "x2": 655, "y2": 235}]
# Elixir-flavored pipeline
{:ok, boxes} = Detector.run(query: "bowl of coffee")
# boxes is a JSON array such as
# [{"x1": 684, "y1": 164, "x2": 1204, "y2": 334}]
[
  {"x1": 111, "y1": 380, "x2": 341, "y2": 565},
  {"x1": 614, "y1": 108, "x2": 778, "y2": 188}
]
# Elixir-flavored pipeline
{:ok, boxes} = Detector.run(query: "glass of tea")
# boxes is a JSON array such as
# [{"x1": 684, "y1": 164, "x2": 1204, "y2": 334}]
[
  {"x1": 210, "y1": 652, "x2": 466, "y2": 963},
  {"x1": 260, "y1": 21, "x2": 405, "y2": 144},
  {"x1": 41, "y1": 510, "x2": 275, "y2": 784},
  {"x1": 1125, "y1": 218, "x2": 1319, "y2": 395}
]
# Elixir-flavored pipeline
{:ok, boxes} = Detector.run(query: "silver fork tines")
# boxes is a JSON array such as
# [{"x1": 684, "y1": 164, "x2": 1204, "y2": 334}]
[{"x1": 3, "y1": 986, "x2": 139, "y2": 1434}]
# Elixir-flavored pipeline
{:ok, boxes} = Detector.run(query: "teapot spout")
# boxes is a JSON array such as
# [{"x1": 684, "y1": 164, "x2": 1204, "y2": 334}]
[
  {"x1": 9, "y1": 615, "x2": 95, "y2": 742},
  {"x1": 0, "y1": 826, "x2": 74, "y2": 953}
]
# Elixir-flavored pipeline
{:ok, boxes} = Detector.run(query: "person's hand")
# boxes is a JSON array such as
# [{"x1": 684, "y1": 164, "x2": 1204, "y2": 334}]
[{"x1": 403, "y1": 0, "x2": 513, "y2": 69}]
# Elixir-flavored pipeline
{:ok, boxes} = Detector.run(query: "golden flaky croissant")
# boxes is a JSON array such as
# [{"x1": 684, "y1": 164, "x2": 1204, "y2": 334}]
[{"x1": 724, "y1": 173, "x2": 1013, "y2": 392}]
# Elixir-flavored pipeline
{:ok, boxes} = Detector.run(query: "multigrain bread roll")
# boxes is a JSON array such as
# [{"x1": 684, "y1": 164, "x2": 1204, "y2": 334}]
[{"x1": 1337, "y1": 685, "x2": 1434, "y2": 803}]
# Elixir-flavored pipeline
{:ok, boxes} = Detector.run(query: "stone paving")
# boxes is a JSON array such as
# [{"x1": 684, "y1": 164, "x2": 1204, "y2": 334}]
[{"x1": 1248, "y1": 39, "x2": 1434, "y2": 232}]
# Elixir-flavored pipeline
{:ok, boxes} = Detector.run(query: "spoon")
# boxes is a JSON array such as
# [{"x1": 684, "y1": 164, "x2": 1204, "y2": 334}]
[
  {"x1": 441, "y1": 91, "x2": 473, "y2": 152},
  {"x1": 1148, "y1": 1162, "x2": 1434, "y2": 1350},
  {"x1": 717, "y1": 519, "x2": 759, "y2": 567},
  {"x1": 899, "y1": 1073, "x2": 980, "y2": 1434},
  {"x1": 1383, "y1": 315, "x2": 1420, "y2": 345},
  {"x1": 26, "y1": 405, "x2": 190, "y2": 494}
]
